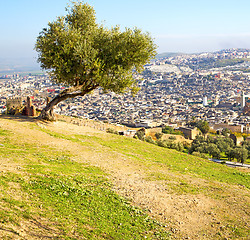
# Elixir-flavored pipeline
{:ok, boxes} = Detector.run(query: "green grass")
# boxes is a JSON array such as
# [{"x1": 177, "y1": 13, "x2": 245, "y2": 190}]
[
  {"x1": 0, "y1": 118, "x2": 249, "y2": 239},
  {"x1": 99, "y1": 135, "x2": 249, "y2": 188},
  {"x1": 0, "y1": 127, "x2": 170, "y2": 239},
  {"x1": 40, "y1": 129, "x2": 249, "y2": 190}
]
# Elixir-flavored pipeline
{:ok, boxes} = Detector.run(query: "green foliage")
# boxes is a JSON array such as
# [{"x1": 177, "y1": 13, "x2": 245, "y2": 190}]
[
  {"x1": 155, "y1": 140, "x2": 184, "y2": 152},
  {"x1": 106, "y1": 128, "x2": 119, "y2": 135},
  {"x1": 206, "y1": 143, "x2": 221, "y2": 159},
  {"x1": 225, "y1": 148, "x2": 235, "y2": 161},
  {"x1": 168, "y1": 136, "x2": 176, "y2": 140},
  {"x1": 213, "y1": 58, "x2": 246, "y2": 68},
  {"x1": 187, "y1": 120, "x2": 209, "y2": 136},
  {"x1": 155, "y1": 132, "x2": 163, "y2": 140},
  {"x1": 191, "y1": 151, "x2": 209, "y2": 159},
  {"x1": 145, "y1": 136, "x2": 155, "y2": 144},
  {"x1": 242, "y1": 140, "x2": 250, "y2": 159},
  {"x1": 196, "y1": 120, "x2": 210, "y2": 135},
  {"x1": 35, "y1": 1, "x2": 157, "y2": 94},
  {"x1": 162, "y1": 126, "x2": 175, "y2": 134},
  {"x1": 134, "y1": 128, "x2": 145, "y2": 140},
  {"x1": 233, "y1": 147, "x2": 248, "y2": 164},
  {"x1": 214, "y1": 136, "x2": 234, "y2": 152},
  {"x1": 189, "y1": 135, "x2": 243, "y2": 160},
  {"x1": 156, "y1": 140, "x2": 166, "y2": 148},
  {"x1": 162, "y1": 126, "x2": 183, "y2": 135},
  {"x1": 176, "y1": 142, "x2": 184, "y2": 152},
  {"x1": 221, "y1": 128, "x2": 231, "y2": 136}
]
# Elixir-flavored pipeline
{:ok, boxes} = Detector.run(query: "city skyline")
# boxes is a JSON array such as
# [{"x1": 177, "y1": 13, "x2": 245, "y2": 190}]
[{"x1": 1, "y1": 0, "x2": 250, "y2": 67}]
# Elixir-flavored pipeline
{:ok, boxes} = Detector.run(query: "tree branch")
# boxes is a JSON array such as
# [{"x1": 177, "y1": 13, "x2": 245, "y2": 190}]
[{"x1": 42, "y1": 83, "x2": 98, "y2": 113}]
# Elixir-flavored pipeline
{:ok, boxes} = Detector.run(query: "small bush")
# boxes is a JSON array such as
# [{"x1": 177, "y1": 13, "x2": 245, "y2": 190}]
[
  {"x1": 200, "y1": 153, "x2": 209, "y2": 159},
  {"x1": 169, "y1": 136, "x2": 176, "y2": 140},
  {"x1": 135, "y1": 128, "x2": 146, "y2": 141},
  {"x1": 192, "y1": 152, "x2": 202, "y2": 157},
  {"x1": 192, "y1": 152, "x2": 208, "y2": 159},
  {"x1": 176, "y1": 142, "x2": 184, "y2": 152},
  {"x1": 106, "y1": 128, "x2": 119, "y2": 135},
  {"x1": 145, "y1": 136, "x2": 155, "y2": 144},
  {"x1": 155, "y1": 132, "x2": 163, "y2": 140},
  {"x1": 156, "y1": 140, "x2": 166, "y2": 148},
  {"x1": 133, "y1": 135, "x2": 139, "y2": 140}
]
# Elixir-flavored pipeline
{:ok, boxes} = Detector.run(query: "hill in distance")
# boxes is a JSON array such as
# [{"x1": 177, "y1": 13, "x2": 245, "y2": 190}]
[
  {"x1": 155, "y1": 52, "x2": 185, "y2": 59},
  {"x1": 1, "y1": 48, "x2": 249, "y2": 74},
  {"x1": 0, "y1": 57, "x2": 41, "y2": 75},
  {"x1": 156, "y1": 48, "x2": 250, "y2": 60},
  {"x1": 0, "y1": 115, "x2": 249, "y2": 239}
]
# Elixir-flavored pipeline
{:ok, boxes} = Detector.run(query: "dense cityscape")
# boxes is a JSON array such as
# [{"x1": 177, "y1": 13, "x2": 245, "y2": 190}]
[
  {"x1": 1, "y1": 1, "x2": 250, "y2": 238},
  {"x1": 1, "y1": 48, "x2": 250, "y2": 134}
]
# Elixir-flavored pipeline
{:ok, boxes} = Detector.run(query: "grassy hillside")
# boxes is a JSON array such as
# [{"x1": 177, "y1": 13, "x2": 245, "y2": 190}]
[{"x1": 0, "y1": 115, "x2": 249, "y2": 239}]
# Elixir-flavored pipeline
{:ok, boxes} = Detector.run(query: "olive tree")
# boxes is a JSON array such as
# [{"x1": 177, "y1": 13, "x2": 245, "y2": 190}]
[
  {"x1": 197, "y1": 120, "x2": 210, "y2": 137},
  {"x1": 234, "y1": 147, "x2": 248, "y2": 164},
  {"x1": 35, "y1": 2, "x2": 156, "y2": 120}
]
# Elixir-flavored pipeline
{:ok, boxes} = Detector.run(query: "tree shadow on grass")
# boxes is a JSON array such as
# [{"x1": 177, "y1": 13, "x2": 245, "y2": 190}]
[
  {"x1": 0, "y1": 114, "x2": 48, "y2": 124},
  {"x1": 0, "y1": 218, "x2": 63, "y2": 239},
  {"x1": 27, "y1": 218, "x2": 63, "y2": 239},
  {"x1": 0, "y1": 226, "x2": 20, "y2": 236}
]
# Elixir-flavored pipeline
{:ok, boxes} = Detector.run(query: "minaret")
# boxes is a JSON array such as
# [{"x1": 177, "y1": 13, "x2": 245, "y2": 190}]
[
  {"x1": 203, "y1": 96, "x2": 208, "y2": 106},
  {"x1": 241, "y1": 92, "x2": 245, "y2": 108}
]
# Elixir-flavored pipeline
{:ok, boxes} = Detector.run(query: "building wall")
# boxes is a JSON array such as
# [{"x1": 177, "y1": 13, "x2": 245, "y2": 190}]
[
  {"x1": 145, "y1": 128, "x2": 162, "y2": 135},
  {"x1": 230, "y1": 134, "x2": 244, "y2": 146},
  {"x1": 6, "y1": 97, "x2": 22, "y2": 111},
  {"x1": 179, "y1": 127, "x2": 200, "y2": 140},
  {"x1": 211, "y1": 123, "x2": 243, "y2": 133}
]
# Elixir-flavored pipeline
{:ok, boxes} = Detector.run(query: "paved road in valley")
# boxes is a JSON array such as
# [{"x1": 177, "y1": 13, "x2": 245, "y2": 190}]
[{"x1": 210, "y1": 158, "x2": 250, "y2": 168}]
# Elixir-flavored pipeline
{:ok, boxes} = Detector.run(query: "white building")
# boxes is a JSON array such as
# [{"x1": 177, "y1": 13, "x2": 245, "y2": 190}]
[
  {"x1": 241, "y1": 92, "x2": 250, "y2": 108},
  {"x1": 203, "y1": 96, "x2": 208, "y2": 106}
]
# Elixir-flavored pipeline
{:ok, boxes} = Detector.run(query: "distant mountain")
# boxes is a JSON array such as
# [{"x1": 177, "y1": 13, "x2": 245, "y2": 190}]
[
  {"x1": 156, "y1": 48, "x2": 250, "y2": 60},
  {"x1": 0, "y1": 57, "x2": 41, "y2": 74},
  {"x1": 156, "y1": 52, "x2": 184, "y2": 59},
  {"x1": 215, "y1": 48, "x2": 250, "y2": 54}
]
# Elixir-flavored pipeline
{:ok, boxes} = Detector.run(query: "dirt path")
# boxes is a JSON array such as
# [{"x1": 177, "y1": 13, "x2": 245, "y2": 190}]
[{"x1": 0, "y1": 116, "x2": 249, "y2": 239}]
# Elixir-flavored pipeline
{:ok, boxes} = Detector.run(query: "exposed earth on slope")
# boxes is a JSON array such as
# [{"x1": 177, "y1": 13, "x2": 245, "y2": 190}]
[{"x1": 0, "y1": 115, "x2": 249, "y2": 239}]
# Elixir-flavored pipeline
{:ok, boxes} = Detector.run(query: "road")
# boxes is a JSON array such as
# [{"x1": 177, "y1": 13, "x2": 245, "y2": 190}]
[{"x1": 209, "y1": 158, "x2": 250, "y2": 168}]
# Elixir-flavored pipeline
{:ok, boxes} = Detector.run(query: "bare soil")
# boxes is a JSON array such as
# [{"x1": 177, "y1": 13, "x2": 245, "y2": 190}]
[{"x1": 0, "y1": 116, "x2": 249, "y2": 239}]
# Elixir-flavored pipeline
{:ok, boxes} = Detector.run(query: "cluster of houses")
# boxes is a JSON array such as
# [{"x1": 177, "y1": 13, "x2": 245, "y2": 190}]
[{"x1": 0, "y1": 49, "x2": 249, "y2": 146}]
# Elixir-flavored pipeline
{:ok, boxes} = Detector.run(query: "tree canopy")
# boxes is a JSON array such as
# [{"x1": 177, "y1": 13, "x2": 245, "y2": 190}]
[
  {"x1": 35, "y1": 1, "x2": 157, "y2": 120},
  {"x1": 196, "y1": 120, "x2": 210, "y2": 136}
]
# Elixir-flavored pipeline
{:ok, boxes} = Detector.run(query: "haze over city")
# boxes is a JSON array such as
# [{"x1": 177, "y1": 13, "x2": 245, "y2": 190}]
[{"x1": 1, "y1": 0, "x2": 250, "y2": 70}]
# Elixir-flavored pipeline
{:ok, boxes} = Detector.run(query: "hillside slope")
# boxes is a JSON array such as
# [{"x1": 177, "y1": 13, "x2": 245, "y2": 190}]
[{"x1": 0, "y1": 115, "x2": 249, "y2": 239}]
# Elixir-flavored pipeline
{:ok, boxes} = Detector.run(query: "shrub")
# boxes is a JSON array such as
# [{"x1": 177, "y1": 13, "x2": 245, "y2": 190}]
[
  {"x1": 133, "y1": 135, "x2": 139, "y2": 140},
  {"x1": 192, "y1": 152, "x2": 201, "y2": 157},
  {"x1": 162, "y1": 126, "x2": 183, "y2": 135},
  {"x1": 169, "y1": 136, "x2": 176, "y2": 140},
  {"x1": 135, "y1": 128, "x2": 145, "y2": 141},
  {"x1": 156, "y1": 140, "x2": 166, "y2": 148},
  {"x1": 106, "y1": 128, "x2": 119, "y2": 135},
  {"x1": 145, "y1": 136, "x2": 155, "y2": 144},
  {"x1": 200, "y1": 153, "x2": 209, "y2": 159},
  {"x1": 234, "y1": 147, "x2": 248, "y2": 164},
  {"x1": 155, "y1": 132, "x2": 163, "y2": 140},
  {"x1": 176, "y1": 142, "x2": 184, "y2": 152}
]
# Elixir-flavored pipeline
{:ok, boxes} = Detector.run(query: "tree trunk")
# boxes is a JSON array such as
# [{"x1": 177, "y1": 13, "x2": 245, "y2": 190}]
[
  {"x1": 39, "y1": 101, "x2": 57, "y2": 121},
  {"x1": 38, "y1": 84, "x2": 97, "y2": 121}
]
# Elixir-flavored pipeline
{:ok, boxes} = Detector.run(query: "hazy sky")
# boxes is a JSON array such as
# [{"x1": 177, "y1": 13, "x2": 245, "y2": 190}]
[{"x1": 1, "y1": 0, "x2": 250, "y2": 63}]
